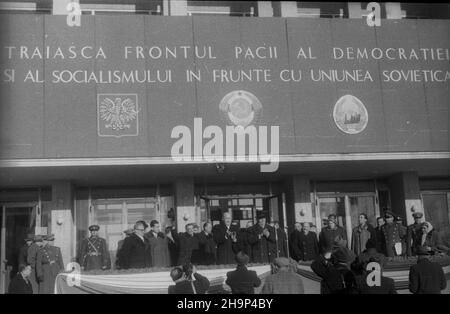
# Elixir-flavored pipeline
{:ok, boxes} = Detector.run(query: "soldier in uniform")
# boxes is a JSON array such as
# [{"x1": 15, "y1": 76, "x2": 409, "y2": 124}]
[
  {"x1": 27, "y1": 234, "x2": 43, "y2": 294},
  {"x1": 406, "y1": 212, "x2": 424, "y2": 256},
  {"x1": 79, "y1": 225, "x2": 110, "y2": 271},
  {"x1": 395, "y1": 216, "x2": 408, "y2": 256},
  {"x1": 36, "y1": 234, "x2": 64, "y2": 294},
  {"x1": 381, "y1": 211, "x2": 406, "y2": 257},
  {"x1": 18, "y1": 234, "x2": 34, "y2": 267}
]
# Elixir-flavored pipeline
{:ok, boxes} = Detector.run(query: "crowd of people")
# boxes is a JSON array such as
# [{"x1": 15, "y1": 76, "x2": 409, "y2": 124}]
[{"x1": 7, "y1": 209, "x2": 449, "y2": 294}]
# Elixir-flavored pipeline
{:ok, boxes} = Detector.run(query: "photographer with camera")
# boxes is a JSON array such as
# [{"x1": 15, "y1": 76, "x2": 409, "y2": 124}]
[{"x1": 168, "y1": 263, "x2": 210, "y2": 294}]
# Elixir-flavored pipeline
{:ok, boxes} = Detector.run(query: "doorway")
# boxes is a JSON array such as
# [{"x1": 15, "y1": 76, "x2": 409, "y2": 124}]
[
  {"x1": 203, "y1": 194, "x2": 285, "y2": 228},
  {"x1": 0, "y1": 203, "x2": 36, "y2": 294},
  {"x1": 316, "y1": 193, "x2": 379, "y2": 248}
]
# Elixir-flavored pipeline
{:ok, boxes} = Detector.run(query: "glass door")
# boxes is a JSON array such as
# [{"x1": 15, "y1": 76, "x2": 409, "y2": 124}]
[
  {"x1": 317, "y1": 193, "x2": 378, "y2": 249},
  {"x1": 0, "y1": 204, "x2": 35, "y2": 294},
  {"x1": 92, "y1": 197, "x2": 158, "y2": 268}
]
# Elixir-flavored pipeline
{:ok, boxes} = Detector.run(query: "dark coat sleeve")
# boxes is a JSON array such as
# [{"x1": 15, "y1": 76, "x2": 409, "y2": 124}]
[
  {"x1": 388, "y1": 278, "x2": 398, "y2": 294},
  {"x1": 247, "y1": 226, "x2": 260, "y2": 245},
  {"x1": 57, "y1": 247, "x2": 64, "y2": 271},
  {"x1": 313, "y1": 233, "x2": 320, "y2": 256},
  {"x1": 79, "y1": 239, "x2": 88, "y2": 267},
  {"x1": 311, "y1": 259, "x2": 327, "y2": 279},
  {"x1": 36, "y1": 249, "x2": 44, "y2": 280},
  {"x1": 7, "y1": 276, "x2": 20, "y2": 294},
  {"x1": 406, "y1": 226, "x2": 413, "y2": 256},
  {"x1": 101, "y1": 238, "x2": 110, "y2": 268},
  {"x1": 193, "y1": 273, "x2": 210, "y2": 294},
  {"x1": 212, "y1": 224, "x2": 227, "y2": 245},
  {"x1": 439, "y1": 264, "x2": 447, "y2": 290},
  {"x1": 119, "y1": 237, "x2": 133, "y2": 269},
  {"x1": 408, "y1": 265, "x2": 419, "y2": 294},
  {"x1": 252, "y1": 271, "x2": 262, "y2": 287}
]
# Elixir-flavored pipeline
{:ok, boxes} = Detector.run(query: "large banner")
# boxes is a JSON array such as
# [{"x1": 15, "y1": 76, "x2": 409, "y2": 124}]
[{"x1": 0, "y1": 16, "x2": 449, "y2": 160}]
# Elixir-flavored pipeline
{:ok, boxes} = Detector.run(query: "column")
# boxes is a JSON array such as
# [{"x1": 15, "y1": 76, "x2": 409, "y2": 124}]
[
  {"x1": 280, "y1": 1, "x2": 298, "y2": 17},
  {"x1": 174, "y1": 177, "x2": 196, "y2": 232},
  {"x1": 53, "y1": 0, "x2": 77, "y2": 15},
  {"x1": 386, "y1": 2, "x2": 402, "y2": 19},
  {"x1": 257, "y1": 1, "x2": 274, "y2": 17},
  {"x1": 284, "y1": 175, "x2": 312, "y2": 229},
  {"x1": 170, "y1": 0, "x2": 188, "y2": 16},
  {"x1": 388, "y1": 172, "x2": 423, "y2": 225},
  {"x1": 51, "y1": 181, "x2": 75, "y2": 268},
  {"x1": 348, "y1": 2, "x2": 362, "y2": 19}
]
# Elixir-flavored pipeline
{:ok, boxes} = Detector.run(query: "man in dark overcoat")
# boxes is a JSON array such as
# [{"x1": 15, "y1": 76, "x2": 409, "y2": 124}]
[
  {"x1": 248, "y1": 214, "x2": 276, "y2": 263},
  {"x1": 212, "y1": 212, "x2": 240, "y2": 265},
  {"x1": 120, "y1": 221, "x2": 152, "y2": 269},
  {"x1": 293, "y1": 222, "x2": 319, "y2": 261}
]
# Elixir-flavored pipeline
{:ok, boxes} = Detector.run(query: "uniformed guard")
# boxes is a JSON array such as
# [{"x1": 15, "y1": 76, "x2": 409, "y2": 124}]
[
  {"x1": 395, "y1": 216, "x2": 408, "y2": 257},
  {"x1": 381, "y1": 210, "x2": 405, "y2": 257},
  {"x1": 406, "y1": 212, "x2": 424, "y2": 256},
  {"x1": 36, "y1": 234, "x2": 64, "y2": 294},
  {"x1": 27, "y1": 235, "x2": 43, "y2": 294},
  {"x1": 79, "y1": 225, "x2": 110, "y2": 271},
  {"x1": 18, "y1": 234, "x2": 34, "y2": 267}
]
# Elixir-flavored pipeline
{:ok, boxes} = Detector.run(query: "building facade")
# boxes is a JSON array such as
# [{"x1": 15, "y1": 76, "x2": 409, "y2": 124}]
[{"x1": 0, "y1": 0, "x2": 449, "y2": 293}]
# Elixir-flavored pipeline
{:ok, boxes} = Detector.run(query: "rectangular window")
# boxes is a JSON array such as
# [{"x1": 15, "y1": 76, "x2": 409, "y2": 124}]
[
  {"x1": 422, "y1": 192, "x2": 450, "y2": 246},
  {"x1": 75, "y1": 186, "x2": 173, "y2": 268}
]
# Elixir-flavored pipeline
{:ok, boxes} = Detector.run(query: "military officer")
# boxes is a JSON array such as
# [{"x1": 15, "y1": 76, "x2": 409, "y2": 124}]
[
  {"x1": 27, "y1": 235, "x2": 43, "y2": 294},
  {"x1": 381, "y1": 211, "x2": 406, "y2": 257},
  {"x1": 395, "y1": 216, "x2": 408, "y2": 257},
  {"x1": 36, "y1": 234, "x2": 64, "y2": 294},
  {"x1": 18, "y1": 234, "x2": 34, "y2": 267},
  {"x1": 406, "y1": 212, "x2": 424, "y2": 256},
  {"x1": 79, "y1": 225, "x2": 110, "y2": 271}
]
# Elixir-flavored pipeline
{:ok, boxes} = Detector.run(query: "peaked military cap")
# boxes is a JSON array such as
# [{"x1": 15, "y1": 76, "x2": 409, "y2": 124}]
[{"x1": 89, "y1": 224, "x2": 100, "y2": 231}]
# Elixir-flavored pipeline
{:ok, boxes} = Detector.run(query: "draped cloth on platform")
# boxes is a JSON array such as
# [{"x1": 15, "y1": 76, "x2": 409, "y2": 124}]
[{"x1": 55, "y1": 265, "x2": 271, "y2": 294}]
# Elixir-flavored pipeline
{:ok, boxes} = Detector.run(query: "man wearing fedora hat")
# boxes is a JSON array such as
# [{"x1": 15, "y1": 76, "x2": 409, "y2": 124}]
[
  {"x1": 319, "y1": 214, "x2": 347, "y2": 250},
  {"x1": 225, "y1": 251, "x2": 261, "y2": 294},
  {"x1": 261, "y1": 257, "x2": 304, "y2": 294},
  {"x1": 79, "y1": 225, "x2": 110, "y2": 271},
  {"x1": 116, "y1": 228, "x2": 134, "y2": 269},
  {"x1": 36, "y1": 234, "x2": 64, "y2": 294},
  {"x1": 409, "y1": 246, "x2": 447, "y2": 294},
  {"x1": 406, "y1": 212, "x2": 424, "y2": 256}
]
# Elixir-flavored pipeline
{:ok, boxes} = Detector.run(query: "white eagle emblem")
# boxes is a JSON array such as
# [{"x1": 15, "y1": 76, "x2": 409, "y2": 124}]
[{"x1": 99, "y1": 97, "x2": 138, "y2": 131}]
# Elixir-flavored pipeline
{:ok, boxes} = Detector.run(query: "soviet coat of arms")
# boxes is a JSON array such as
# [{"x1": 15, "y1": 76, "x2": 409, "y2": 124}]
[{"x1": 219, "y1": 90, "x2": 262, "y2": 127}]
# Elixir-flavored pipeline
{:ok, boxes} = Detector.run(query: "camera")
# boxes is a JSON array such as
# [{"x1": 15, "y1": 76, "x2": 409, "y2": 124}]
[{"x1": 182, "y1": 263, "x2": 195, "y2": 280}]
